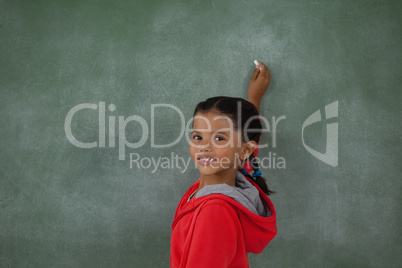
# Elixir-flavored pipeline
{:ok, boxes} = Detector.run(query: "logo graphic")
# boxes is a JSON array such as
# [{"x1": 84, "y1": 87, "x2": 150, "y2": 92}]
[{"x1": 302, "y1": 101, "x2": 338, "y2": 167}]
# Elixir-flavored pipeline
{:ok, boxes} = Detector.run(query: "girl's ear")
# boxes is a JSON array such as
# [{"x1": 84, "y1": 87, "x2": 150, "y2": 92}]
[{"x1": 240, "y1": 141, "x2": 258, "y2": 160}]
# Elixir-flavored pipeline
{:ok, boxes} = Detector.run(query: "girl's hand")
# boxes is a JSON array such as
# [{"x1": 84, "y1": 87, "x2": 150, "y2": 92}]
[{"x1": 248, "y1": 61, "x2": 271, "y2": 113}]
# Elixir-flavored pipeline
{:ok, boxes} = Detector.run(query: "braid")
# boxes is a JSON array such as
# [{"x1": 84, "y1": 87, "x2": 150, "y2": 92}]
[{"x1": 241, "y1": 154, "x2": 275, "y2": 195}]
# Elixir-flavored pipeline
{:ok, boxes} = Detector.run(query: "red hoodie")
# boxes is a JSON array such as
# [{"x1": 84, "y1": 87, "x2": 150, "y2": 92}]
[{"x1": 170, "y1": 174, "x2": 277, "y2": 268}]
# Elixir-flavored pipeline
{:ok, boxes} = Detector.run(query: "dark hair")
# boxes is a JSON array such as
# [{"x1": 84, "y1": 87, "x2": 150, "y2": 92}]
[{"x1": 193, "y1": 96, "x2": 275, "y2": 195}]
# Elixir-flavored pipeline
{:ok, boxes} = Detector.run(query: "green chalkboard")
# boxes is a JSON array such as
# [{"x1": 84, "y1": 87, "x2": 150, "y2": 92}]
[{"x1": 1, "y1": 0, "x2": 401, "y2": 267}]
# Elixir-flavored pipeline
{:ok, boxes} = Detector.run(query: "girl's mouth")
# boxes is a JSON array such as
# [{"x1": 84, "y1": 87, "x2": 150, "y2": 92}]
[{"x1": 197, "y1": 157, "x2": 218, "y2": 166}]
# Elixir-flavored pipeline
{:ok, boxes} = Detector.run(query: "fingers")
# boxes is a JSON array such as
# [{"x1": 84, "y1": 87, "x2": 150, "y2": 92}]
[
  {"x1": 252, "y1": 60, "x2": 271, "y2": 82},
  {"x1": 258, "y1": 62, "x2": 270, "y2": 79},
  {"x1": 251, "y1": 61, "x2": 271, "y2": 80},
  {"x1": 251, "y1": 64, "x2": 260, "y2": 80}
]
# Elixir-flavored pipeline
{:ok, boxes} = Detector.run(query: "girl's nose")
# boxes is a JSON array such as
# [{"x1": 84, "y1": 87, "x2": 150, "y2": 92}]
[{"x1": 200, "y1": 140, "x2": 211, "y2": 152}]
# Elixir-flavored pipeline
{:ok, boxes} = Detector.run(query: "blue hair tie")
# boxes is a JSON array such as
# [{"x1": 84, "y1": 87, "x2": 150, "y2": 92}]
[
  {"x1": 252, "y1": 169, "x2": 262, "y2": 178},
  {"x1": 240, "y1": 168, "x2": 249, "y2": 176}
]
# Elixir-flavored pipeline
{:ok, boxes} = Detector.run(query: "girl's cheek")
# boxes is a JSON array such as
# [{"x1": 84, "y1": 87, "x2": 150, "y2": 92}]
[
  {"x1": 190, "y1": 145, "x2": 197, "y2": 152},
  {"x1": 215, "y1": 148, "x2": 233, "y2": 159}
]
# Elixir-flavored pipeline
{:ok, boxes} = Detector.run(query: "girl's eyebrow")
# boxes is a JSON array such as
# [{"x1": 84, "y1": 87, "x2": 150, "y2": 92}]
[
  {"x1": 214, "y1": 131, "x2": 230, "y2": 136},
  {"x1": 192, "y1": 129, "x2": 229, "y2": 136}
]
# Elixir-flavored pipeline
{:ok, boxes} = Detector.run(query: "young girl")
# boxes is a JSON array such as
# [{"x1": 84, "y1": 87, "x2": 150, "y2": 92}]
[{"x1": 170, "y1": 62, "x2": 277, "y2": 268}]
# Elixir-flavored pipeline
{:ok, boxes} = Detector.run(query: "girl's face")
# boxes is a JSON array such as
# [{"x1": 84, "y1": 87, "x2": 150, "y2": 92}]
[{"x1": 189, "y1": 110, "x2": 254, "y2": 177}]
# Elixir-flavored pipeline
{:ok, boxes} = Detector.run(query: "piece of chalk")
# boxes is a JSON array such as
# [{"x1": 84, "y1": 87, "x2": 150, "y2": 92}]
[{"x1": 254, "y1": 60, "x2": 261, "y2": 70}]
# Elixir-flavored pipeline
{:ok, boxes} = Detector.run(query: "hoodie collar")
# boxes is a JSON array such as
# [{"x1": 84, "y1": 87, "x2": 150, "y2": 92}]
[{"x1": 195, "y1": 171, "x2": 270, "y2": 217}]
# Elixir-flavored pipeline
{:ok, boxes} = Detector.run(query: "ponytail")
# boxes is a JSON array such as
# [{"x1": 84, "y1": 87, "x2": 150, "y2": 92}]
[{"x1": 241, "y1": 154, "x2": 275, "y2": 195}]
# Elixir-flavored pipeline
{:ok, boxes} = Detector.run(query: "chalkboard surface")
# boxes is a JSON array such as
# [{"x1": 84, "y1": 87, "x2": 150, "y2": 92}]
[{"x1": 1, "y1": 0, "x2": 401, "y2": 267}]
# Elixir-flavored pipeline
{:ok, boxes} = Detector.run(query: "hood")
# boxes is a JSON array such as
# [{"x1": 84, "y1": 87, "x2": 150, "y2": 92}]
[{"x1": 195, "y1": 171, "x2": 270, "y2": 217}]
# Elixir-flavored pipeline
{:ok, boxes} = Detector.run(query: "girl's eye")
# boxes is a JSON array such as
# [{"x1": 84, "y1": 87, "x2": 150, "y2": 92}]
[
  {"x1": 214, "y1": 136, "x2": 224, "y2": 141},
  {"x1": 193, "y1": 135, "x2": 202, "y2": 140}
]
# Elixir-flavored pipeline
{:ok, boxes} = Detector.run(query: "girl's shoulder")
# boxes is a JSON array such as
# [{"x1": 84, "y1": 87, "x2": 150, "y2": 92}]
[{"x1": 194, "y1": 197, "x2": 241, "y2": 226}]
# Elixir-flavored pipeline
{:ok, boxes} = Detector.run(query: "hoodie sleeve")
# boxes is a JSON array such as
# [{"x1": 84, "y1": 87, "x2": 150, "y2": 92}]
[{"x1": 185, "y1": 199, "x2": 240, "y2": 268}]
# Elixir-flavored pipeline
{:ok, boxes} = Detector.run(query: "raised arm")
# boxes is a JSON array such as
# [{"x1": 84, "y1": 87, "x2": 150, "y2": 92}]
[{"x1": 248, "y1": 61, "x2": 271, "y2": 113}]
